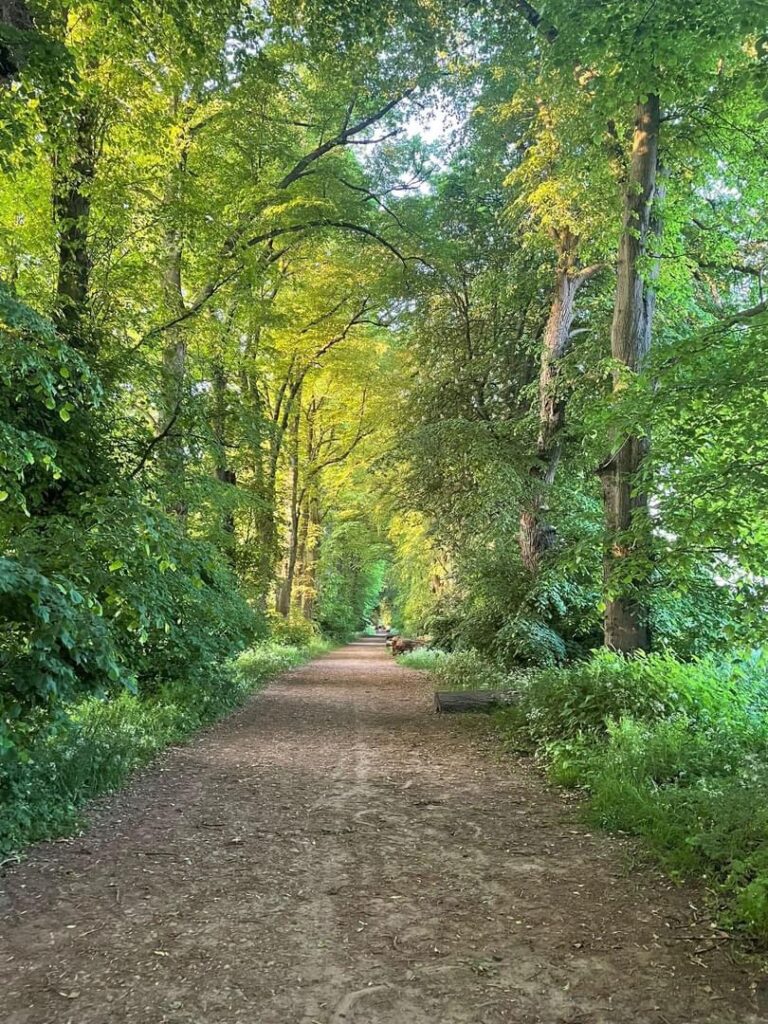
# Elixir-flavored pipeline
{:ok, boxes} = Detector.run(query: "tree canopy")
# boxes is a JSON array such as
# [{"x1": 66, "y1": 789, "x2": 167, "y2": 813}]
[{"x1": 2, "y1": 0, "x2": 768, "y2": 745}]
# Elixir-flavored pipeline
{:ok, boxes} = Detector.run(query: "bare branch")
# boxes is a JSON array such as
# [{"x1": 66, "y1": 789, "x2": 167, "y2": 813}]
[
  {"x1": 277, "y1": 89, "x2": 416, "y2": 190},
  {"x1": 573, "y1": 263, "x2": 608, "y2": 285},
  {"x1": 299, "y1": 297, "x2": 350, "y2": 335},
  {"x1": 246, "y1": 219, "x2": 412, "y2": 265},
  {"x1": 128, "y1": 400, "x2": 182, "y2": 478},
  {"x1": 714, "y1": 298, "x2": 768, "y2": 329},
  {"x1": 336, "y1": 176, "x2": 410, "y2": 232}
]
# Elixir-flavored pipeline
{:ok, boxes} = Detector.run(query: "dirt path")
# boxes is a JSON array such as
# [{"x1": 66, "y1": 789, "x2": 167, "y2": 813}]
[{"x1": 1, "y1": 639, "x2": 766, "y2": 1024}]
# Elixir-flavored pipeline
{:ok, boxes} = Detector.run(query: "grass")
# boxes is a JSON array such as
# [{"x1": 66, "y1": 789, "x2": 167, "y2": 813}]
[
  {"x1": 0, "y1": 638, "x2": 329, "y2": 858},
  {"x1": 397, "y1": 648, "x2": 447, "y2": 672},
  {"x1": 409, "y1": 645, "x2": 768, "y2": 942},
  {"x1": 398, "y1": 647, "x2": 512, "y2": 691}
]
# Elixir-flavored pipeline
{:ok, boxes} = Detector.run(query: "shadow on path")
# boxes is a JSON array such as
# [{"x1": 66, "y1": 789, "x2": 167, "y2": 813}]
[{"x1": 0, "y1": 639, "x2": 764, "y2": 1024}]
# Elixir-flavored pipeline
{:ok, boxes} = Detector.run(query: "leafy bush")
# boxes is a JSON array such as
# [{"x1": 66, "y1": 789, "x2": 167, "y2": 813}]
[
  {"x1": 0, "y1": 284, "x2": 101, "y2": 518},
  {"x1": 493, "y1": 649, "x2": 768, "y2": 939},
  {"x1": 0, "y1": 290, "x2": 261, "y2": 770},
  {"x1": 430, "y1": 648, "x2": 509, "y2": 691},
  {"x1": 267, "y1": 611, "x2": 320, "y2": 647},
  {"x1": 423, "y1": 548, "x2": 602, "y2": 669},
  {"x1": 0, "y1": 640, "x2": 328, "y2": 857},
  {"x1": 577, "y1": 717, "x2": 768, "y2": 935},
  {"x1": 511, "y1": 649, "x2": 768, "y2": 745},
  {"x1": 12, "y1": 489, "x2": 262, "y2": 691},
  {"x1": 0, "y1": 559, "x2": 128, "y2": 708}
]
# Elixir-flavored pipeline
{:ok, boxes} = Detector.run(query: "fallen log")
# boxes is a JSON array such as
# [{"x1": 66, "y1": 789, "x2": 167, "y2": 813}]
[{"x1": 433, "y1": 690, "x2": 519, "y2": 713}]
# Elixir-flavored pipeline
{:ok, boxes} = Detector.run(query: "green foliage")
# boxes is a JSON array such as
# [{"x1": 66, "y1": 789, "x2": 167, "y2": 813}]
[
  {"x1": 0, "y1": 284, "x2": 101, "y2": 518},
  {"x1": 0, "y1": 285, "x2": 259, "y2": 803},
  {"x1": 397, "y1": 647, "x2": 447, "y2": 672},
  {"x1": 0, "y1": 640, "x2": 327, "y2": 857},
  {"x1": 510, "y1": 650, "x2": 768, "y2": 744},
  {"x1": 425, "y1": 541, "x2": 601, "y2": 668},
  {"x1": 316, "y1": 513, "x2": 389, "y2": 638},
  {"x1": 0, "y1": 557, "x2": 128, "y2": 755},
  {"x1": 399, "y1": 646, "x2": 511, "y2": 692},
  {"x1": 581, "y1": 719, "x2": 768, "y2": 936},
  {"x1": 267, "y1": 611, "x2": 320, "y2": 647},
  {"x1": 429, "y1": 648, "x2": 509, "y2": 692},
  {"x1": 494, "y1": 650, "x2": 768, "y2": 938}
]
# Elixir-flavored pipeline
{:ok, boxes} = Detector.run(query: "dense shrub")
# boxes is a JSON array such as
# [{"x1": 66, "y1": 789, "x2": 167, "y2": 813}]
[
  {"x1": 511, "y1": 650, "x2": 768, "y2": 743},
  {"x1": 430, "y1": 648, "x2": 509, "y2": 691},
  {"x1": 425, "y1": 564, "x2": 600, "y2": 669},
  {"x1": 0, "y1": 558, "x2": 127, "y2": 722},
  {"x1": 267, "y1": 611, "x2": 320, "y2": 647},
  {"x1": 0, "y1": 287, "x2": 256, "y2": 719}
]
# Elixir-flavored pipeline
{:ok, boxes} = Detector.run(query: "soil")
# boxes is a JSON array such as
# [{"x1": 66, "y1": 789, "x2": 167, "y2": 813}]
[{"x1": 1, "y1": 638, "x2": 767, "y2": 1024}]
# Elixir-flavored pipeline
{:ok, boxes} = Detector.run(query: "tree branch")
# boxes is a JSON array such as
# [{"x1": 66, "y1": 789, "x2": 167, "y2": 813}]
[
  {"x1": 714, "y1": 298, "x2": 768, "y2": 330},
  {"x1": 136, "y1": 91, "x2": 416, "y2": 345},
  {"x1": 277, "y1": 89, "x2": 416, "y2": 190},
  {"x1": 573, "y1": 262, "x2": 608, "y2": 285},
  {"x1": 128, "y1": 400, "x2": 182, "y2": 478},
  {"x1": 510, "y1": 0, "x2": 559, "y2": 41},
  {"x1": 246, "y1": 219, "x2": 412, "y2": 265}
]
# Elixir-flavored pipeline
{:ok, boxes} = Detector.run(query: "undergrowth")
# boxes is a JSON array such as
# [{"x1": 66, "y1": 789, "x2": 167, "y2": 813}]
[
  {"x1": 0, "y1": 639, "x2": 328, "y2": 858},
  {"x1": 411, "y1": 645, "x2": 768, "y2": 942},
  {"x1": 398, "y1": 647, "x2": 510, "y2": 691}
]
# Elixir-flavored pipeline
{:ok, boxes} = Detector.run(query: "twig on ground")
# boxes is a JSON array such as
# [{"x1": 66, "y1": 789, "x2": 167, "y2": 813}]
[{"x1": 330, "y1": 984, "x2": 389, "y2": 1023}]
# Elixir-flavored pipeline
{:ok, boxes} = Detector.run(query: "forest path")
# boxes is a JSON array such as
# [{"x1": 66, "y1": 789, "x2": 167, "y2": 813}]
[{"x1": 1, "y1": 639, "x2": 766, "y2": 1024}]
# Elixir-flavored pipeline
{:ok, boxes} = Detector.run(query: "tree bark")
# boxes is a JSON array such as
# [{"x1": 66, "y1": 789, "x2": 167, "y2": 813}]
[
  {"x1": 293, "y1": 495, "x2": 311, "y2": 609},
  {"x1": 519, "y1": 233, "x2": 600, "y2": 573},
  {"x1": 300, "y1": 495, "x2": 322, "y2": 620},
  {"x1": 276, "y1": 404, "x2": 301, "y2": 615},
  {"x1": 0, "y1": 0, "x2": 34, "y2": 84},
  {"x1": 598, "y1": 94, "x2": 660, "y2": 653},
  {"x1": 158, "y1": 114, "x2": 192, "y2": 516},
  {"x1": 52, "y1": 101, "x2": 98, "y2": 349},
  {"x1": 212, "y1": 355, "x2": 237, "y2": 537}
]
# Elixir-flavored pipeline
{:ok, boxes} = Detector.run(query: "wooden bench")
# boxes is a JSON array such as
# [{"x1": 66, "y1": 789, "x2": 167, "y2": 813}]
[{"x1": 433, "y1": 690, "x2": 520, "y2": 713}]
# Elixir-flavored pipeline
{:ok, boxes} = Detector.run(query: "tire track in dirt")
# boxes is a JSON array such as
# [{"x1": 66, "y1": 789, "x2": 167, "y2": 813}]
[{"x1": 1, "y1": 638, "x2": 766, "y2": 1024}]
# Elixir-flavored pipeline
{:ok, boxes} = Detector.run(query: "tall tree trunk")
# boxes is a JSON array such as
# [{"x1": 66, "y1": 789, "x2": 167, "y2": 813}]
[
  {"x1": 276, "y1": 405, "x2": 301, "y2": 615},
  {"x1": 0, "y1": 0, "x2": 34, "y2": 85},
  {"x1": 159, "y1": 193, "x2": 189, "y2": 516},
  {"x1": 253, "y1": 401, "x2": 286, "y2": 606},
  {"x1": 293, "y1": 495, "x2": 311, "y2": 611},
  {"x1": 300, "y1": 495, "x2": 322, "y2": 620},
  {"x1": 53, "y1": 101, "x2": 97, "y2": 349},
  {"x1": 157, "y1": 100, "x2": 196, "y2": 517},
  {"x1": 160, "y1": 319, "x2": 188, "y2": 518},
  {"x1": 519, "y1": 232, "x2": 601, "y2": 573},
  {"x1": 598, "y1": 94, "x2": 660, "y2": 653},
  {"x1": 212, "y1": 355, "x2": 236, "y2": 538}
]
